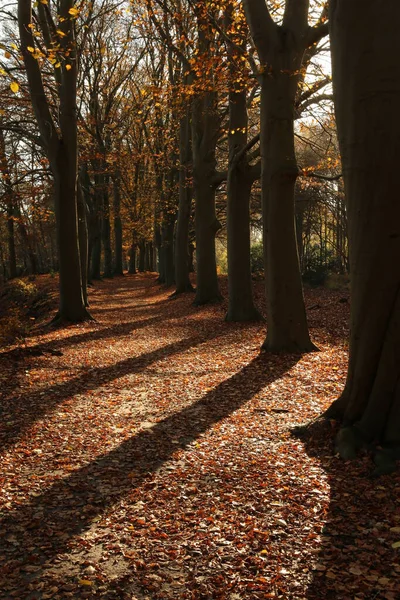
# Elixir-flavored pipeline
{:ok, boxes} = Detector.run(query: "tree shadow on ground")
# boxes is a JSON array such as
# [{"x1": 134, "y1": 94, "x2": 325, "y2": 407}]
[
  {"x1": 297, "y1": 419, "x2": 400, "y2": 600},
  {"x1": 0, "y1": 352, "x2": 299, "y2": 596},
  {"x1": 0, "y1": 324, "x2": 228, "y2": 453}
]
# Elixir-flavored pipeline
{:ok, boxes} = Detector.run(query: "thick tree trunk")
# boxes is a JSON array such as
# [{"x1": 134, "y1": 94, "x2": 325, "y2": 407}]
[
  {"x1": 225, "y1": 31, "x2": 261, "y2": 321},
  {"x1": 175, "y1": 112, "x2": 194, "y2": 294},
  {"x1": 327, "y1": 0, "x2": 400, "y2": 469},
  {"x1": 193, "y1": 177, "x2": 221, "y2": 305},
  {"x1": 260, "y1": 77, "x2": 316, "y2": 352},
  {"x1": 242, "y1": 0, "x2": 326, "y2": 351},
  {"x1": 54, "y1": 146, "x2": 90, "y2": 322},
  {"x1": 226, "y1": 168, "x2": 261, "y2": 321},
  {"x1": 191, "y1": 82, "x2": 221, "y2": 305}
]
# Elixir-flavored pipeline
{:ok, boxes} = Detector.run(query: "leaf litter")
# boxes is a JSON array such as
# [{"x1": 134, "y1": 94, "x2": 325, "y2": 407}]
[{"x1": 0, "y1": 274, "x2": 399, "y2": 599}]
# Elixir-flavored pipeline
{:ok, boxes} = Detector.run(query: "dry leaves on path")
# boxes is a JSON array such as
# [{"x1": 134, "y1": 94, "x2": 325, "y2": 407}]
[{"x1": 0, "y1": 274, "x2": 399, "y2": 600}]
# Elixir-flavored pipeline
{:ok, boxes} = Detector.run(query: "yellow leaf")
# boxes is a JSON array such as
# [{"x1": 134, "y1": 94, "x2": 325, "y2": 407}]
[
  {"x1": 11, "y1": 43, "x2": 18, "y2": 50},
  {"x1": 65, "y1": 64, "x2": 72, "y2": 71},
  {"x1": 68, "y1": 7, "x2": 79, "y2": 16},
  {"x1": 55, "y1": 63, "x2": 61, "y2": 68},
  {"x1": 78, "y1": 580, "x2": 93, "y2": 586},
  {"x1": 57, "y1": 29, "x2": 66, "y2": 37},
  {"x1": 0, "y1": 109, "x2": 5, "y2": 115},
  {"x1": 392, "y1": 541, "x2": 400, "y2": 549},
  {"x1": 10, "y1": 82, "x2": 19, "y2": 93},
  {"x1": 27, "y1": 46, "x2": 35, "y2": 53},
  {"x1": 0, "y1": 68, "x2": 6, "y2": 76},
  {"x1": 40, "y1": 0, "x2": 48, "y2": 4}
]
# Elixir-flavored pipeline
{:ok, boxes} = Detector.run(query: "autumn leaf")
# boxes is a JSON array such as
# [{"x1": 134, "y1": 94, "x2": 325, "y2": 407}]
[{"x1": 10, "y1": 82, "x2": 19, "y2": 93}]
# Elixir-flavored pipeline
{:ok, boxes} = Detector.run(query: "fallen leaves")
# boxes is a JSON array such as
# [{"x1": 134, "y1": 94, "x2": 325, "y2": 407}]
[{"x1": 0, "y1": 274, "x2": 398, "y2": 599}]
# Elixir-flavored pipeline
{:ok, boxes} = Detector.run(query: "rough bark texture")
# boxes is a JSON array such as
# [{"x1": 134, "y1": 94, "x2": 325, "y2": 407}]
[{"x1": 327, "y1": 0, "x2": 400, "y2": 469}]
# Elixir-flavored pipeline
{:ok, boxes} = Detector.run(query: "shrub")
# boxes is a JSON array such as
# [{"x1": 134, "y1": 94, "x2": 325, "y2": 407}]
[
  {"x1": 0, "y1": 278, "x2": 52, "y2": 346},
  {"x1": 250, "y1": 242, "x2": 264, "y2": 274}
]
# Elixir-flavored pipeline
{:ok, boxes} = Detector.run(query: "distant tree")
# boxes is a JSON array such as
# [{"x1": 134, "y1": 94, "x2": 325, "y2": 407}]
[{"x1": 326, "y1": 0, "x2": 400, "y2": 471}]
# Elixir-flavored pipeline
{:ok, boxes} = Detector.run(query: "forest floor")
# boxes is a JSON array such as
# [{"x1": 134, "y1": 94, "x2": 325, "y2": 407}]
[{"x1": 0, "y1": 274, "x2": 399, "y2": 600}]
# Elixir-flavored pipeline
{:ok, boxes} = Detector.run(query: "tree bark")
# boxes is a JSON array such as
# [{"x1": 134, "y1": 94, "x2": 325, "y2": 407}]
[
  {"x1": 0, "y1": 129, "x2": 17, "y2": 279},
  {"x1": 174, "y1": 111, "x2": 194, "y2": 294},
  {"x1": 225, "y1": 8, "x2": 261, "y2": 321},
  {"x1": 243, "y1": 0, "x2": 326, "y2": 351},
  {"x1": 192, "y1": 93, "x2": 222, "y2": 305},
  {"x1": 113, "y1": 172, "x2": 124, "y2": 276},
  {"x1": 326, "y1": 0, "x2": 400, "y2": 470},
  {"x1": 261, "y1": 81, "x2": 315, "y2": 351},
  {"x1": 18, "y1": 0, "x2": 90, "y2": 322},
  {"x1": 161, "y1": 213, "x2": 175, "y2": 287},
  {"x1": 102, "y1": 172, "x2": 113, "y2": 278}
]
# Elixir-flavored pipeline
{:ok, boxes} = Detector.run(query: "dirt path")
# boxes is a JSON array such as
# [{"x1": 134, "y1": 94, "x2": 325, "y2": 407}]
[{"x1": 0, "y1": 275, "x2": 399, "y2": 599}]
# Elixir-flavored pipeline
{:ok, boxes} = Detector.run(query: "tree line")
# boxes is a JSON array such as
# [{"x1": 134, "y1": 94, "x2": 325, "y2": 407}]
[{"x1": 1, "y1": 0, "x2": 399, "y2": 466}]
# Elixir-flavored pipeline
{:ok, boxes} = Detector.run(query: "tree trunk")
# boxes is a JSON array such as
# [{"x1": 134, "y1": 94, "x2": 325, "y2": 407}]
[
  {"x1": 0, "y1": 129, "x2": 17, "y2": 279},
  {"x1": 128, "y1": 232, "x2": 137, "y2": 275},
  {"x1": 102, "y1": 173, "x2": 113, "y2": 278},
  {"x1": 175, "y1": 111, "x2": 194, "y2": 293},
  {"x1": 225, "y1": 18, "x2": 261, "y2": 321},
  {"x1": 326, "y1": 0, "x2": 400, "y2": 470},
  {"x1": 54, "y1": 145, "x2": 89, "y2": 322},
  {"x1": 138, "y1": 240, "x2": 145, "y2": 272},
  {"x1": 113, "y1": 173, "x2": 123, "y2": 276},
  {"x1": 191, "y1": 63, "x2": 221, "y2": 305},
  {"x1": 77, "y1": 182, "x2": 89, "y2": 307},
  {"x1": 161, "y1": 215, "x2": 175, "y2": 287},
  {"x1": 260, "y1": 79, "x2": 316, "y2": 352},
  {"x1": 155, "y1": 225, "x2": 164, "y2": 283}
]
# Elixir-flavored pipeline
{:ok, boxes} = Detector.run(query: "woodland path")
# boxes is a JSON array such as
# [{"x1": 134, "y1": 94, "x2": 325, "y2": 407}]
[{"x1": 0, "y1": 274, "x2": 399, "y2": 600}]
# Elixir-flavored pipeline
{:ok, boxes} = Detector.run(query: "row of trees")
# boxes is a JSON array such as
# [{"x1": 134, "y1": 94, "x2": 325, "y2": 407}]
[
  {"x1": 1, "y1": 0, "x2": 339, "y2": 321},
  {"x1": 1, "y1": 0, "x2": 398, "y2": 461}
]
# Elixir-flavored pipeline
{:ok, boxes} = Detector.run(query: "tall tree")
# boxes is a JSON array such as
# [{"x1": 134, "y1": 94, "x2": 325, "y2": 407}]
[
  {"x1": 18, "y1": 0, "x2": 90, "y2": 322},
  {"x1": 326, "y1": 0, "x2": 400, "y2": 471},
  {"x1": 225, "y1": 1, "x2": 261, "y2": 321},
  {"x1": 242, "y1": 0, "x2": 327, "y2": 351}
]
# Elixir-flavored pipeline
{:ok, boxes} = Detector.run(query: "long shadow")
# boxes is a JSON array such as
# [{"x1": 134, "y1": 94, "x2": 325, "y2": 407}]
[
  {"x1": 298, "y1": 420, "x2": 400, "y2": 599},
  {"x1": 0, "y1": 352, "x2": 299, "y2": 595},
  {"x1": 0, "y1": 316, "x2": 164, "y2": 362},
  {"x1": 0, "y1": 328, "x2": 226, "y2": 453}
]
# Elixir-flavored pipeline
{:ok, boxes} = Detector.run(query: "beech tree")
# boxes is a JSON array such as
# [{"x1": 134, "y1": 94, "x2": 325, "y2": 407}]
[
  {"x1": 242, "y1": 0, "x2": 328, "y2": 351},
  {"x1": 18, "y1": 0, "x2": 91, "y2": 322},
  {"x1": 325, "y1": 0, "x2": 400, "y2": 472},
  {"x1": 224, "y1": 1, "x2": 261, "y2": 321}
]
